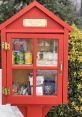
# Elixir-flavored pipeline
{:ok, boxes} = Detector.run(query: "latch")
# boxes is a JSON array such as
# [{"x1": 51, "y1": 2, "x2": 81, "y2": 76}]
[
  {"x1": 60, "y1": 62, "x2": 63, "y2": 75},
  {"x1": 2, "y1": 87, "x2": 10, "y2": 96},
  {"x1": 2, "y1": 42, "x2": 10, "y2": 50}
]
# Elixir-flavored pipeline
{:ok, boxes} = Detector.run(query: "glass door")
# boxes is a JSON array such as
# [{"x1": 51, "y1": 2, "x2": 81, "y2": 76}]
[
  {"x1": 7, "y1": 33, "x2": 63, "y2": 104},
  {"x1": 37, "y1": 39, "x2": 58, "y2": 66},
  {"x1": 12, "y1": 39, "x2": 33, "y2": 96},
  {"x1": 36, "y1": 39, "x2": 58, "y2": 96}
]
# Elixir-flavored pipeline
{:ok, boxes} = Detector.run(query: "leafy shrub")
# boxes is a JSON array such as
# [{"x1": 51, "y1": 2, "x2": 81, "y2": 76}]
[{"x1": 47, "y1": 25, "x2": 82, "y2": 117}]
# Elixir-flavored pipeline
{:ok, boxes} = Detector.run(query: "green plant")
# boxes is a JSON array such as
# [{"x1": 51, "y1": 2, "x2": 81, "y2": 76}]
[{"x1": 47, "y1": 24, "x2": 82, "y2": 117}]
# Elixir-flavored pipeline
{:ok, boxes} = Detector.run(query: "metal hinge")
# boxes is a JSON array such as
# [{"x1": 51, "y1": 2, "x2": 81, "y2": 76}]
[
  {"x1": 2, "y1": 42, "x2": 10, "y2": 50},
  {"x1": 2, "y1": 87, "x2": 10, "y2": 96}
]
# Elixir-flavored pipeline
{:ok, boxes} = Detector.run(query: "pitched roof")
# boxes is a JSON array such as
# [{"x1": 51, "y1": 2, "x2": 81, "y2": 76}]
[{"x1": 0, "y1": 1, "x2": 72, "y2": 31}]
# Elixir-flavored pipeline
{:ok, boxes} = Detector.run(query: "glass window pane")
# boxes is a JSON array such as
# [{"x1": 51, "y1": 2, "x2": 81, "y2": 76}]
[
  {"x1": 12, "y1": 39, "x2": 33, "y2": 65},
  {"x1": 36, "y1": 70, "x2": 57, "y2": 96},
  {"x1": 37, "y1": 39, "x2": 58, "y2": 66},
  {"x1": 12, "y1": 69, "x2": 33, "y2": 95}
]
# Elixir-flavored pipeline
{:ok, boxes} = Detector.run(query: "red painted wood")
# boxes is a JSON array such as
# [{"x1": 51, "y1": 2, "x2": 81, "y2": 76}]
[
  {"x1": 6, "y1": 29, "x2": 64, "y2": 33},
  {"x1": 35, "y1": 2, "x2": 72, "y2": 31},
  {"x1": 11, "y1": 33, "x2": 63, "y2": 39},
  {"x1": 17, "y1": 105, "x2": 52, "y2": 117},
  {"x1": 0, "y1": 1, "x2": 36, "y2": 30},
  {"x1": 42, "y1": 105, "x2": 52, "y2": 117},
  {"x1": 7, "y1": 6, "x2": 63, "y2": 30},
  {"x1": 18, "y1": 106, "x2": 27, "y2": 117},
  {"x1": 33, "y1": 38, "x2": 37, "y2": 96},
  {"x1": 12, "y1": 65, "x2": 33, "y2": 69},
  {"x1": 0, "y1": 2, "x2": 72, "y2": 31},
  {"x1": 63, "y1": 28, "x2": 69, "y2": 104},
  {"x1": 57, "y1": 36, "x2": 63, "y2": 104},
  {"x1": 1, "y1": 28, "x2": 7, "y2": 104},
  {"x1": 5, "y1": 96, "x2": 59, "y2": 105},
  {"x1": 7, "y1": 33, "x2": 12, "y2": 101},
  {"x1": 36, "y1": 66, "x2": 58, "y2": 70},
  {"x1": 6, "y1": 33, "x2": 63, "y2": 105},
  {"x1": 27, "y1": 105, "x2": 43, "y2": 117},
  {"x1": 17, "y1": 105, "x2": 54, "y2": 117}
]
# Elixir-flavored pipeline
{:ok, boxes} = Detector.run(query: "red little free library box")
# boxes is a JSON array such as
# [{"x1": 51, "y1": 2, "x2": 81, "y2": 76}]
[{"x1": 0, "y1": 1, "x2": 72, "y2": 117}]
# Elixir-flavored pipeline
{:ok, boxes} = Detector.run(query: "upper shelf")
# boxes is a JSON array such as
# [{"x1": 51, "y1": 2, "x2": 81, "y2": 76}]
[{"x1": 12, "y1": 65, "x2": 58, "y2": 70}]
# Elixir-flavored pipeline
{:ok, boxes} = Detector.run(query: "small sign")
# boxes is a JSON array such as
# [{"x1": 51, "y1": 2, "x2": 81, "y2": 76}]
[{"x1": 23, "y1": 19, "x2": 47, "y2": 27}]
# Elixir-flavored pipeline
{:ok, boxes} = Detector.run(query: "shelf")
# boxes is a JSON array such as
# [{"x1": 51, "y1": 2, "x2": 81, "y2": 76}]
[
  {"x1": 12, "y1": 65, "x2": 33, "y2": 69},
  {"x1": 12, "y1": 65, "x2": 58, "y2": 70},
  {"x1": 36, "y1": 66, "x2": 58, "y2": 70}
]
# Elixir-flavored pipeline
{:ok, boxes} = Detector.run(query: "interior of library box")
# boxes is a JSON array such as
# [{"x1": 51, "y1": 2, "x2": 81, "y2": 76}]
[{"x1": 12, "y1": 39, "x2": 58, "y2": 96}]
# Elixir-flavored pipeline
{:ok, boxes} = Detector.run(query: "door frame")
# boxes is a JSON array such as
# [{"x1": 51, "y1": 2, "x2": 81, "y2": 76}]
[{"x1": 6, "y1": 33, "x2": 63, "y2": 105}]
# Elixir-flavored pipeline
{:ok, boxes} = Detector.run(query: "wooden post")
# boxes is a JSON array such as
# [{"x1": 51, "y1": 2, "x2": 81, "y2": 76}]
[{"x1": 27, "y1": 105, "x2": 43, "y2": 117}]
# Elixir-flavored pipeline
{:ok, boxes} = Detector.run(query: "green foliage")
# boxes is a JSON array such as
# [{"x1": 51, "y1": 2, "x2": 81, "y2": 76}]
[{"x1": 47, "y1": 25, "x2": 82, "y2": 117}]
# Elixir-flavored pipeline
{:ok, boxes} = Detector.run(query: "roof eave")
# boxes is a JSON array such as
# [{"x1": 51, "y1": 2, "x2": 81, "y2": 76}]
[{"x1": 0, "y1": 1, "x2": 73, "y2": 32}]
